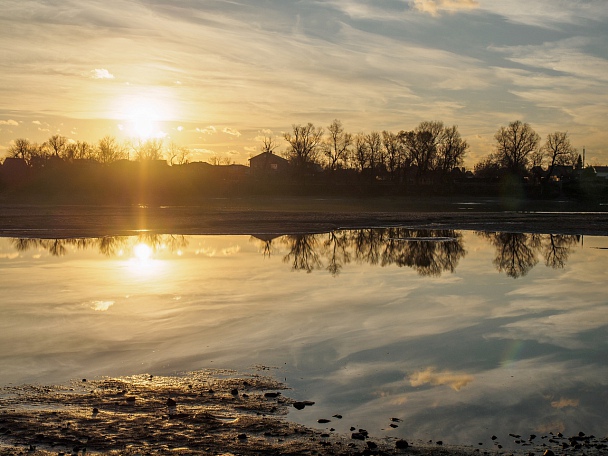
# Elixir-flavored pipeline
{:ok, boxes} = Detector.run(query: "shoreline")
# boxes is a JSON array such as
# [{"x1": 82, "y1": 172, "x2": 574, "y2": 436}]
[
  {"x1": 1, "y1": 199, "x2": 608, "y2": 238},
  {"x1": 2, "y1": 370, "x2": 603, "y2": 456}
]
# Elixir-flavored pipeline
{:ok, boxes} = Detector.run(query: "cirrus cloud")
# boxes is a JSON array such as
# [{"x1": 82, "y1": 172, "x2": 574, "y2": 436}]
[{"x1": 413, "y1": 0, "x2": 479, "y2": 16}]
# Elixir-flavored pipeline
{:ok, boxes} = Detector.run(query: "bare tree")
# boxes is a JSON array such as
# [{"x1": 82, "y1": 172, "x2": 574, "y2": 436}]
[
  {"x1": 324, "y1": 119, "x2": 352, "y2": 170},
  {"x1": 382, "y1": 130, "x2": 404, "y2": 180},
  {"x1": 167, "y1": 142, "x2": 191, "y2": 165},
  {"x1": 401, "y1": 121, "x2": 444, "y2": 179},
  {"x1": 435, "y1": 125, "x2": 468, "y2": 178},
  {"x1": 45, "y1": 134, "x2": 68, "y2": 158},
  {"x1": 494, "y1": 120, "x2": 540, "y2": 175},
  {"x1": 132, "y1": 138, "x2": 164, "y2": 161},
  {"x1": 352, "y1": 133, "x2": 368, "y2": 172},
  {"x1": 97, "y1": 136, "x2": 126, "y2": 164},
  {"x1": 8, "y1": 138, "x2": 37, "y2": 165},
  {"x1": 260, "y1": 136, "x2": 279, "y2": 154},
  {"x1": 364, "y1": 131, "x2": 384, "y2": 178},
  {"x1": 542, "y1": 131, "x2": 577, "y2": 178},
  {"x1": 283, "y1": 123, "x2": 324, "y2": 170}
]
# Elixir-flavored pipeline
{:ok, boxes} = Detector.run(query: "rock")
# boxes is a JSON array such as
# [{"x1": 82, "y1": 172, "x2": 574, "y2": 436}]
[
  {"x1": 332, "y1": 414, "x2": 342, "y2": 419},
  {"x1": 264, "y1": 392, "x2": 281, "y2": 398},
  {"x1": 395, "y1": 439, "x2": 409, "y2": 449},
  {"x1": 237, "y1": 433, "x2": 247, "y2": 440},
  {"x1": 125, "y1": 396, "x2": 136, "y2": 403},
  {"x1": 230, "y1": 388, "x2": 239, "y2": 396},
  {"x1": 390, "y1": 417, "x2": 402, "y2": 422},
  {"x1": 351, "y1": 432, "x2": 366, "y2": 440},
  {"x1": 166, "y1": 398, "x2": 177, "y2": 406},
  {"x1": 293, "y1": 402, "x2": 306, "y2": 410},
  {"x1": 367, "y1": 441, "x2": 378, "y2": 449},
  {"x1": 543, "y1": 450, "x2": 555, "y2": 456},
  {"x1": 436, "y1": 440, "x2": 443, "y2": 445},
  {"x1": 302, "y1": 400, "x2": 315, "y2": 406},
  {"x1": 318, "y1": 419, "x2": 331, "y2": 424},
  {"x1": 491, "y1": 435, "x2": 497, "y2": 440},
  {"x1": 530, "y1": 434, "x2": 536, "y2": 440},
  {"x1": 389, "y1": 424, "x2": 398, "y2": 428},
  {"x1": 92, "y1": 408, "x2": 99, "y2": 415}
]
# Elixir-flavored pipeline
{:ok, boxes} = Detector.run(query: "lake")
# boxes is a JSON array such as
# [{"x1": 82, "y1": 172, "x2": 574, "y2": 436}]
[{"x1": 1, "y1": 228, "x2": 606, "y2": 450}]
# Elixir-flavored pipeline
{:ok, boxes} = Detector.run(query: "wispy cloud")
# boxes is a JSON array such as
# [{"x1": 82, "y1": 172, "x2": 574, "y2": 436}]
[
  {"x1": 91, "y1": 68, "x2": 114, "y2": 79},
  {"x1": 0, "y1": 119, "x2": 19, "y2": 126},
  {"x1": 222, "y1": 127, "x2": 241, "y2": 137},
  {"x1": 409, "y1": 367, "x2": 474, "y2": 391},
  {"x1": 196, "y1": 126, "x2": 216, "y2": 135},
  {"x1": 413, "y1": 0, "x2": 479, "y2": 17}
]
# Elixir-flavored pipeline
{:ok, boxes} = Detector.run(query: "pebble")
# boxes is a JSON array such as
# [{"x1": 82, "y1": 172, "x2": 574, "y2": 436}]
[
  {"x1": 395, "y1": 439, "x2": 409, "y2": 449},
  {"x1": 317, "y1": 419, "x2": 331, "y2": 424}
]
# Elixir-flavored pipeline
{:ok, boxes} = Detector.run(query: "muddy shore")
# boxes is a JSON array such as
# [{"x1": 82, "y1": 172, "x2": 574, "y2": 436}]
[
  {"x1": 2, "y1": 371, "x2": 605, "y2": 456},
  {"x1": 1, "y1": 198, "x2": 608, "y2": 238}
]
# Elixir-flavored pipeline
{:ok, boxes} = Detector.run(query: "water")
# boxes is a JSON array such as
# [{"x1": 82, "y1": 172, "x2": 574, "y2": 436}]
[{"x1": 1, "y1": 229, "x2": 607, "y2": 449}]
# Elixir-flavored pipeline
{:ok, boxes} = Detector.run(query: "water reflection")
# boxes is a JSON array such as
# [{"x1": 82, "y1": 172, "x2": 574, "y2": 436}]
[
  {"x1": 10, "y1": 234, "x2": 188, "y2": 258},
  {"x1": 7, "y1": 230, "x2": 582, "y2": 278},
  {"x1": 479, "y1": 232, "x2": 580, "y2": 278},
  {"x1": 0, "y1": 230, "x2": 606, "y2": 450}
]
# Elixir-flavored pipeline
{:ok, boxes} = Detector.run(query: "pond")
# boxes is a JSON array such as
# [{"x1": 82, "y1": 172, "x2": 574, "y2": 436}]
[{"x1": 1, "y1": 228, "x2": 607, "y2": 450}]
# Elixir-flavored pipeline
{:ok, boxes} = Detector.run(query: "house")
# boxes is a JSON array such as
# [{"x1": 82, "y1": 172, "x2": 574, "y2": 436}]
[
  {"x1": 248, "y1": 152, "x2": 289, "y2": 175},
  {"x1": 593, "y1": 165, "x2": 608, "y2": 180}
]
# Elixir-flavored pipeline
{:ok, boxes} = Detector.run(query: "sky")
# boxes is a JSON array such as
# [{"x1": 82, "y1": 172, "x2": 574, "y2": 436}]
[{"x1": 1, "y1": 0, "x2": 607, "y2": 166}]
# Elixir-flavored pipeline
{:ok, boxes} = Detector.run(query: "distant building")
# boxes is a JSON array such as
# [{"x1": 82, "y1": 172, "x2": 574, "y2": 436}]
[
  {"x1": 593, "y1": 165, "x2": 608, "y2": 180},
  {"x1": 248, "y1": 152, "x2": 290, "y2": 175}
]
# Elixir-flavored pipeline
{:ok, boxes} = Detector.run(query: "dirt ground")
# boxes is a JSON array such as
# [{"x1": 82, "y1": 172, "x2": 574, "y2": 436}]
[
  {"x1": 1, "y1": 198, "x2": 608, "y2": 238},
  {"x1": 1, "y1": 371, "x2": 605, "y2": 456}
]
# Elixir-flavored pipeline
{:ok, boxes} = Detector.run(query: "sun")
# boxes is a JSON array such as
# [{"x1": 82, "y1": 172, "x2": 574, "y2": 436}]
[
  {"x1": 114, "y1": 91, "x2": 176, "y2": 140},
  {"x1": 133, "y1": 242, "x2": 153, "y2": 261}
]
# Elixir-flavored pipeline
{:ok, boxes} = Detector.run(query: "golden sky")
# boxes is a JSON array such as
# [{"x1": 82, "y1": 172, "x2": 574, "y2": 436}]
[{"x1": 1, "y1": 0, "x2": 607, "y2": 165}]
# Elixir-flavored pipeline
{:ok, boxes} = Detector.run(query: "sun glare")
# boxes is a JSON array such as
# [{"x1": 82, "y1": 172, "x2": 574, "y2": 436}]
[
  {"x1": 115, "y1": 92, "x2": 176, "y2": 140},
  {"x1": 133, "y1": 243, "x2": 152, "y2": 261}
]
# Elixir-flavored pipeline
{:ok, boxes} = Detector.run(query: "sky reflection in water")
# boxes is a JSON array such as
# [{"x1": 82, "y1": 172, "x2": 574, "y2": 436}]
[{"x1": 0, "y1": 230, "x2": 607, "y2": 448}]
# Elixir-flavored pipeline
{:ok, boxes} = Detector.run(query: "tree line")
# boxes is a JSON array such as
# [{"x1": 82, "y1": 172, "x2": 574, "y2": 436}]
[
  {"x1": 3, "y1": 119, "x2": 586, "y2": 178},
  {"x1": 2, "y1": 118, "x2": 605, "y2": 203}
]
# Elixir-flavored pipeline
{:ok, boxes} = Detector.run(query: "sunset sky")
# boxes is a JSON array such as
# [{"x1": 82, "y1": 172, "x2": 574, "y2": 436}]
[{"x1": 1, "y1": 0, "x2": 607, "y2": 166}]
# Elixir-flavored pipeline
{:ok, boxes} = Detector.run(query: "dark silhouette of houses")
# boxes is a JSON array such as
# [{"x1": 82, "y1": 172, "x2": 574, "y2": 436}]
[
  {"x1": 593, "y1": 165, "x2": 608, "y2": 180},
  {"x1": 248, "y1": 152, "x2": 289, "y2": 175}
]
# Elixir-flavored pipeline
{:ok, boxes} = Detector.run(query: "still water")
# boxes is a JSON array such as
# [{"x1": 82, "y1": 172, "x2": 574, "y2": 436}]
[{"x1": 1, "y1": 229, "x2": 607, "y2": 448}]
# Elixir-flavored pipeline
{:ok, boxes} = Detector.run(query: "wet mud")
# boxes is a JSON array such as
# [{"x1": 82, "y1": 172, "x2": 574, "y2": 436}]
[{"x1": 1, "y1": 371, "x2": 606, "y2": 455}]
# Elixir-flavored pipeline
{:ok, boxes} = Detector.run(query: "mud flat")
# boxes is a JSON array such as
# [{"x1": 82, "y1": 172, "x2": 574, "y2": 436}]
[
  {"x1": 2, "y1": 371, "x2": 605, "y2": 456},
  {"x1": 1, "y1": 199, "x2": 608, "y2": 238}
]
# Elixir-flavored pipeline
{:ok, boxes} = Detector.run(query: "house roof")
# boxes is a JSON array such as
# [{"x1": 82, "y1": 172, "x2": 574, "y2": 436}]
[{"x1": 249, "y1": 152, "x2": 289, "y2": 164}]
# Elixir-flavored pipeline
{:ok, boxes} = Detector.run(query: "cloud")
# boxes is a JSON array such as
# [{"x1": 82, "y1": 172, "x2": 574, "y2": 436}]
[
  {"x1": 91, "y1": 68, "x2": 115, "y2": 79},
  {"x1": 0, "y1": 119, "x2": 19, "y2": 126},
  {"x1": 409, "y1": 367, "x2": 474, "y2": 391},
  {"x1": 196, "y1": 126, "x2": 216, "y2": 135},
  {"x1": 32, "y1": 120, "x2": 42, "y2": 125},
  {"x1": 222, "y1": 127, "x2": 241, "y2": 137},
  {"x1": 413, "y1": 0, "x2": 479, "y2": 16},
  {"x1": 550, "y1": 397, "x2": 579, "y2": 409},
  {"x1": 90, "y1": 300, "x2": 114, "y2": 311}
]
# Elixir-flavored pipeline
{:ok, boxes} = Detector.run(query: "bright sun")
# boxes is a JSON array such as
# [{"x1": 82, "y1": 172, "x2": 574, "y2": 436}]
[
  {"x1": 115, "y1": 92, "x2": 176, "y2": 140},
  {"x1": 133, "y1": 242, "x2": 153, "y2": 261}
]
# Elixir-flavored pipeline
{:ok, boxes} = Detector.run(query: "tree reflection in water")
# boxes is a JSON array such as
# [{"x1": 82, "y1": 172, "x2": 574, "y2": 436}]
[
  {"x1": 9, "y1": 234, "x2": 189, "y2": 258},
  {"x1": 276, "y1": 228, "x2": 466, "y2": 277},
  {"x1": 478, "y1": 232, "x2": 580, "y2": 278},
  {"x1": 8, "y1": 230, "x2": 581, "y2": 278}
]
